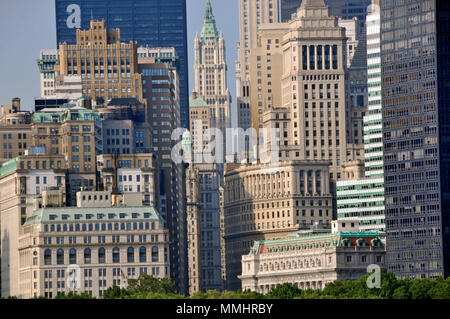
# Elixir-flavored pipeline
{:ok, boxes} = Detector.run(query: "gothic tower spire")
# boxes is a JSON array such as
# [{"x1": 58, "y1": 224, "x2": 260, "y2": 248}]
[{"x1": 200, "y1": 0, "x2": 219, "y2": 44}]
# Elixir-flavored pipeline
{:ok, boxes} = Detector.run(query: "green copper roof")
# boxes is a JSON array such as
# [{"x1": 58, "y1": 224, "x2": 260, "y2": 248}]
[
  {"x1": 200, "y1": 0, "x2": 219, "y2": 44},
  {"x1": 33, "y1": 108, "x2": 101, "y2": 123},
  {"x1": 23, "y1": 206, "x2": 163, "y2": 227},
  {"x1": 189, "y1": 96, "x2": 208, "y2": 108},
  {"x1": 0, "y1": 158, "x2": 19, "y2": 177}
]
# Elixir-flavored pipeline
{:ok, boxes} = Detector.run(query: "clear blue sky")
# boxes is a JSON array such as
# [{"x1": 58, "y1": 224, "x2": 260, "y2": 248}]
[{"x1": 0, "y1": 0, "x2": 239, "y2": 123}]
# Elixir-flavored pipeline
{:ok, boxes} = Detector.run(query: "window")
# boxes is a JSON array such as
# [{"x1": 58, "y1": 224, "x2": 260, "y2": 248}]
[
  {"x1": 139, "y1": 247, "x2": 147, "y2": 263},
  {"x1": 44, "y1": 249, "x2": 51, "y2": 265},
  {"x1": 152, "y1": 246, "x2": 159, "y2": 262},
  {"x1": 57, "y1": 249, "x2": 64, "y2": 265},
  {"x1": 84, "y1": 248, "x2": 91, "y2": 264},
  {"x1": 69, "y1": 248, "x2": 76, "y2": 264},
  {"x1": 98, "y1": 248, "x2": 106, "y2": 264},
  {"x1": 113, "y1": 247, "x2": 120, "y2": 263},
  {"x1": 128, "y1": 247, "x2": 135, "y2": 263}
]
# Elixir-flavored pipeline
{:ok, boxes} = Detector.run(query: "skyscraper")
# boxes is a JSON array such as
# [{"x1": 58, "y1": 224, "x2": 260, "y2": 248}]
[
  {"x1": 186, "y1": 0, "x2": 229, "y2": 293},
  {"x1": 381, "y1": 0, "x2": 450, "y2": 279},
  {"x1": 336, "y1": 0, "x2": 385, "y2": 233},
  {"x1": 279, "y1": 0, "x2": 372, "y2": 22},
  {"x1": 54, "y1": 0, "x2": 189, "y2": 129}
]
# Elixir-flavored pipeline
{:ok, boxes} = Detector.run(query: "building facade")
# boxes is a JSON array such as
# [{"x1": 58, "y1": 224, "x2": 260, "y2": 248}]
[
  {"x1": 54, "y1": 0, "x2": 189, "y2": 129},
  {"x1": 57, "y1": 20, "x2": 144, "y2": 106},
  {"x1": 17, "y1": 203, "x2": 169, "y2": 298},
  {"x1": 240, "y1": 220, "x2": 385, "y2": 292},
  {"x1": 32, "y1": 107, "x2": 101, "y2": 206},
  {"x1": 0, "y1": 99, "x2": 33, "y2": 164},
  {"x1": 223, "y1": 160, "x2": 333, "y2": 290},
  {"x1": 336, "y1": 1, "x2": 385, "y2": 233},
  {"x1": 381, "y1": 0, "x2": 450, "y2": 279}
]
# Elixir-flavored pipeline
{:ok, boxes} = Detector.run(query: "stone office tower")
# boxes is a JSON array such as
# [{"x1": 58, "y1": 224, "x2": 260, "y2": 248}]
[
  {"x1": 193, "y1": 0, "x2": 231, "y2": 146},
  {"x1": 187, "y1": 0, "x2": 229, "y2": 293}
]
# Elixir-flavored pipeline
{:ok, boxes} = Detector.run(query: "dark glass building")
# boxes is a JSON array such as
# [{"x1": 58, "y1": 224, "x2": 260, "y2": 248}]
[
  {"x1": 381, "y1": 0, "x2": 450, "y2": 279},
  {"x1": 54, "y1": 0, "x2": 189, "y2": 129},
  {"x1": 279, "y1": 0, "x2": 371, "y2": 22}
]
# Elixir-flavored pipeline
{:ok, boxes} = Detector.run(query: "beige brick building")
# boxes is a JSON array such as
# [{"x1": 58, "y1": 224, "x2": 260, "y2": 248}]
[
  {"x1": 96, "y1": 153, "x2": 157, "y2": 207},
  {"x1": 0, "y1": 98, "x2": 33, "y2": 164},
  {"x1": 240, "y1": 220, "x2": 386, "y2": 293},
  {"x1": 58, "y1": 20, "x2": 144, "y2": 105},
  {"x1": 32, "y1": 107, "x2": 101, "y2": 206},
  {"x1": 223, "y1": 160, "x2": 333, "y2": 290}
]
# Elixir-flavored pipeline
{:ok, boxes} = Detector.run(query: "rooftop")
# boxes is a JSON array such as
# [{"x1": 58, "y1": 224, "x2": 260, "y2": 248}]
[{"x1": 249, "y1": 230, "x2": 383, "y2": 255}]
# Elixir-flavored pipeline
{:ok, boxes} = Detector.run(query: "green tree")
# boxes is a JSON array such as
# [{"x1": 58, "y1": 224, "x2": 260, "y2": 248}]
[
  {"x1": 266, "y1": 283, "x2": 303, "y2": 299},
  {"x1": 126, "y1": 274, "x2": 176, "y2": 295},
  {"x1": 428, "y1": 278, "x2": 450, "y2": 299},
  {"x1": 409, "y1": 279, "x2": 433, "y2": 299}
]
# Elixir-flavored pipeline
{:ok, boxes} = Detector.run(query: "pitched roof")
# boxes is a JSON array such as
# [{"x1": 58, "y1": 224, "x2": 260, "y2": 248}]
[
  {"x1": 189, "y1": 96, "x2": 208, "y2": 108},
  {"x1": 200, "y1": 0, "x2": 219, "y2": 44}
]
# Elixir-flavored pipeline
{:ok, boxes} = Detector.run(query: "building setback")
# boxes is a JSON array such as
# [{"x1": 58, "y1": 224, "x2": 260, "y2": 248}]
[{"x1": 381, "y1": 0, "x2": 450, "y2": 279}]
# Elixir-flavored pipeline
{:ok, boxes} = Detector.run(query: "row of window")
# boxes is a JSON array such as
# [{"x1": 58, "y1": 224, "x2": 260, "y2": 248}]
[{"x1": 43, "y1": 247, "x2": 160, "y2": 265}]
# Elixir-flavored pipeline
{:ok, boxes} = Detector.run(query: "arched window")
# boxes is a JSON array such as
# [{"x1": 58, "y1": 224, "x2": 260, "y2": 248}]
[
  {"x1": 113, "y1": 247, "x2": 120, "y2": 263},
  {"x1": 139, "y1": 247, "x2": 146, "y2": 263},
  {"x1": 84, "y1": 248, "x2": 91, "y2": 264},
  {"x1": 127, "y1": 247, "x2": 135, "y2": 263},
  {"x1": 151, "y1": 246, "x2": 159, "y2": 262},
  {"x1": 69, "y1": 248, "x2": 76, "y2": 264},
  {"x1": 44, "y1": 249, "x2": 52, "y2": 265},
  {"x1": 98, "y1": 248, "x2": 106, "y2": 264},
  {"x1": 57, "y1": 249, "x2": 64, "y2": 265}
]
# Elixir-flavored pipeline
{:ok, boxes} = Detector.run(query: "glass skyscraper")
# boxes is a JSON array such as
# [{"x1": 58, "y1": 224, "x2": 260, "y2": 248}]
[
  {"x1": 279, "y1": 0, "x2": 372, "y2": 22},
  {"x1": 54, "y1": 0, "x2": 189, "y2": 129},
  {"x1": 381, "y1": 0, "x2": 450, "y2": 279}
]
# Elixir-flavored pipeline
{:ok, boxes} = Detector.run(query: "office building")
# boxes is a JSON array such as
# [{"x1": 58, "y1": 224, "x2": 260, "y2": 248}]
[
  {"x1": 279, "y1": 0, "x2": 372, "y2": 23},
  {"x1": 381, "y1": 0, "x2": 450, "y2": 279},
  {"x1": 240, "y1": 220, "x2": 385, "y2": 292},
  {"x1": 32, "y1": 106, "x2": 101, "y2": 206},
  {"x1": 223, "y1": 160, "x2": 333, "y2": 290},
  {"x1": 54, "y1": 0, "x2": 189, "y2": 129},
  {"x1": 192, "y1": 0, "x2": 231, "y2": 147},
  {"x1": 0, "y1": 153, "x2": 67, "y2": 297},
  {"x1": 0, "y1": 99, "x2": 33, "y2": 164},
  {"x1": 56, "y1": 20, "x2": 144, "y2": 106},
  {"x1": 17, "y1": 193, "x2": 169, "y2": 298},
  {"x1": 336, "y1": 2, "x2": 385, "y2": 233}
]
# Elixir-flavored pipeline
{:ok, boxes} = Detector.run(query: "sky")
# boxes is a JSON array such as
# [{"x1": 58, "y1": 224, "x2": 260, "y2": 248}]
[{"x1": 0, "y1": 0, "x2": 239, "y2": 123}]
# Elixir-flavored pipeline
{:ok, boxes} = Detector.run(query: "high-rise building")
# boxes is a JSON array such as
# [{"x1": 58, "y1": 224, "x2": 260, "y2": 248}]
[
  {"x1": 31, "y1": 107, "x2": 101, "y2": 206},
  {"x1": 0, "y1": 99, "x2": 33, "y2": 164},
  {"x1": 192, "y1": 0, "x2": 231, "y2": 148},
  {"x1": 223, "y1": 160, "x2": 333, "y2": 290},
  {"x1": 185, "y1": 1, "x2": 228, "y2": 293},
  {"x1": 137, "y1": 50, "x2": 186, "y2": 293},
  {"x1": 17, "y1": 192, "x2": 169, "y2": 299},
  {"x1": 236, "y1": 0, "x2": 279, "y2": 130},
  {"x1": 336, "y1": 1, "x2": 385, "y2": 233},
  {"x1": 381, "y1": 0, "x2": 450, "y2": 279},
  {"x1": 54, "y1": 0, "x2": 189, "y2": 129},
  {"x1": 57, "y1": 20, "x2": 144, "y2": 106}
]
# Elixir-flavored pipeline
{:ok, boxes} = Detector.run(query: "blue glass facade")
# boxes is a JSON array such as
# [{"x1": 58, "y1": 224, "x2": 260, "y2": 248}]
[{"x1": 54, "y1": 0, "x2": 189, "y2": 129}]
